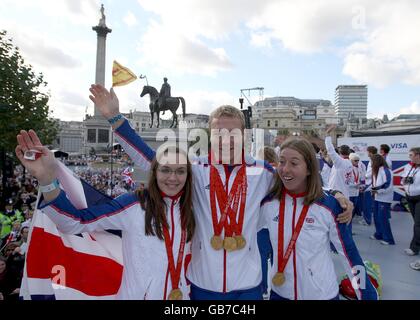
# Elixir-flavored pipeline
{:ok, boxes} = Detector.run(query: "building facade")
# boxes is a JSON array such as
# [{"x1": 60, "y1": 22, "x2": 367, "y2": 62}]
[
  {"x1": 52, "y1": 121, "x2": 85, "y2": 154},
  {"x1": 251, "y1": 97, "x2": 338, "y2": 137},
  {"x1": 335, "y1": 85, "x2": 368, "y2": 120}
]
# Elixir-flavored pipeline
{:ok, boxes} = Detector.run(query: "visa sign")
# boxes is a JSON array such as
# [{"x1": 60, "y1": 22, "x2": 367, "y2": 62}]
[{"x1": 391, "y1": 142, "x2": 408, "y2": 149}]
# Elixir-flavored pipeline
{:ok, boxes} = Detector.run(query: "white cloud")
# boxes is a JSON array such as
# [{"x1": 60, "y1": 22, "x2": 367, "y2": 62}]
[
  {"x1": 250, "y1": 32, "x2": 273, "y2": 48},
  {"x1": 136, "y1": 0, "x2": 420, "y2": 87},
  {"x1": 400, "y1": 101, "x2": 420, "y2": 115},
  {"x1": 123, "y1": 11, "x2": 138, "y2": 27},
  {"x1": 342, "y1": 1, "x2": 420, "y2": 87},
  {"x1": 177, "y1": 90, "x2": 237, "y2": 115},
  {"x1": 136, "y1": 21, "x2": 233, "y2": 76},
  {"x1": 2, "y1": 0, "x2": 100, "y2": 26},
  {"x1": 343, "y1": 52, "x2": 406, "y2": 89},
  {"x1": 10, "y1": 30, "x2": 82, "y2": 69}
]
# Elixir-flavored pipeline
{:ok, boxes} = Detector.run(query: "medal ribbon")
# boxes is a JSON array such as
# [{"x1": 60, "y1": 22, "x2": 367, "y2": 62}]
[
  {"x1": 210, "y1": 165, "x2": 247, "y2": 237},
  {"x1": 163, "y1": 222, "x2": 187, "y2": 297},
  {"x1": 353, "y1": 167, "x2": 359, "y2": 184},
  {"x1": 277, "y1": 191, "x2": 310, "y2": 274}
]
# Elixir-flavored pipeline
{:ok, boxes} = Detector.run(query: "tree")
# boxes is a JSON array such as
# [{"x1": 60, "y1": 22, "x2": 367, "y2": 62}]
[
  {"x1": 0, "y1": 30, "x2": 58, "y2": 153},
  {"x1": 1, "y1": 30, "x2": 58, "y2": 208}
]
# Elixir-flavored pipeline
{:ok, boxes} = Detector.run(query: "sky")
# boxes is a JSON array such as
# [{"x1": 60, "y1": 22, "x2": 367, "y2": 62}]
[{"x1": 1, "y1": 0, "x2": 420, "y2": 122}]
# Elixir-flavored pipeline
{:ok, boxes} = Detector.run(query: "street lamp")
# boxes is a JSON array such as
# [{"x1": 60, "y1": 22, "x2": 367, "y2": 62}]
[{"x1": 239, "y1": 97, "x2": 244, "y2": 110}]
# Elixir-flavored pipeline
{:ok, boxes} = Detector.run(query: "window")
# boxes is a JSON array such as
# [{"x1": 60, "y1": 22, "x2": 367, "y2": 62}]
[
  {"x1": 87, "y1": 129, "x2": 96, "y2": 143},
  {"x1": 98, "y1": 129, "x2": 109, "y2": 143},
  {"x1": 267, "y1": 120, "x2": 271, "y2": 127},
  {"x1": 275, "y1": 120, "x2": 278, "y2": 127}
]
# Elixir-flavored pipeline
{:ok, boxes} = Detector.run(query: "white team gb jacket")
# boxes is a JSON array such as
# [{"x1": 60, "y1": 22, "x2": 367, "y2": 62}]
[
  {"x1": 259, "y1": 191, "x2": 378, "y2": 300},
  {"x1": 349, "y1": 163, "x2": 366, "y2": 198},
  {"x1": 40, "y1": 190, "x2": 191, "y2": 300},
  {"x1": 372, "y1": 166, "x2": 393, "y2": 203},
  {"x1": 325, "y1": 136, "x2": 353, "y2": 199},
  {"x1": 114, "y1": 119, "x2": 275, "y2": 293}
]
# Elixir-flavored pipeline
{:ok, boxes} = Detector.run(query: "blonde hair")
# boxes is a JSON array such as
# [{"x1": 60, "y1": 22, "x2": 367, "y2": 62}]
[
  {"x1": 259, "y1": 146, "x2": 279, "y2": 165},
  {"x1": 209, "y1": 105, "x2": 245, "y2": 129},
  {"x1": 270, "y1": 137, "x2": 323, "y2": 206}
]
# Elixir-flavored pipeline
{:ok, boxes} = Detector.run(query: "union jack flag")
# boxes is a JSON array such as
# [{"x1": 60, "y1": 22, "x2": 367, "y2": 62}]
[{"x1": 20, "y1": 162, "x2": 123, "y2": 300}]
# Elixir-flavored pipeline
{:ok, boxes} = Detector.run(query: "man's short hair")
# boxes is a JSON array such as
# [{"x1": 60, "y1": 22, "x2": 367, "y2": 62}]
[
  {"x1": 339, "y1": 144, "x2": 351, "y2": 156},
  {"x1": 410, "y1": 147, "x2": 420, "y2": 154},
  {"x1": 209, "y1": 105, "x2": 246, "y2": 130},
  {"x1": 380, "y1": 144, "x2": 390, "y2": 154},
  {"x1": 367, "y1": 146, "x2": 378, "y2": 154}
]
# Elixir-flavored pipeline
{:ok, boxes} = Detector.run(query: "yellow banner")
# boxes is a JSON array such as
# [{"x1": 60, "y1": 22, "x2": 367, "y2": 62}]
[{"x1": 112, "y1": 60, "x2": 137, "y2": 87}]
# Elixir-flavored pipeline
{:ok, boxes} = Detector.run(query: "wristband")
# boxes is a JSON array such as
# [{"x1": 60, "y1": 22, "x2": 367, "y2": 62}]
[
  {"x1": 107, "y1": 114, "x2": 123, "y2": 125},
  {"x1": 39, "y1": 179, "x2": 60, "y2": 193}
]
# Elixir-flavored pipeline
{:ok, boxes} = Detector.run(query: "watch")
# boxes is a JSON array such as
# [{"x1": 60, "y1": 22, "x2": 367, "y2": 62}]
[
  {"x1": 330, "y1": 189, "x2": 342, "y2": 197},
  {"x1": 39, "y1": 179, "x2": 60, "y2": 193}
]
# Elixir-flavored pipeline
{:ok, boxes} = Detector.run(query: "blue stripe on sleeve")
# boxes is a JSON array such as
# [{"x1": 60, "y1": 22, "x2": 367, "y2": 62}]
[
  {"x1": 115, "y1": 119, "x2": 156, "y2": 162},
  {"x1": 40, "y1": 190, "x2": 139, "y2": 224},
  {"x1": 317, "y1": 195, "x2": 378, "y2": 300}
]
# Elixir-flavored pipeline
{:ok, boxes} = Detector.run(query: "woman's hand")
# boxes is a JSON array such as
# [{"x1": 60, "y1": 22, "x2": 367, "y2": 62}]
[
  {"x1": 15, "y1": 130, "x2": 58, "y2": 185},
  {"x1": 89, "y1": 84, "x2": 120, "y2": 119}
]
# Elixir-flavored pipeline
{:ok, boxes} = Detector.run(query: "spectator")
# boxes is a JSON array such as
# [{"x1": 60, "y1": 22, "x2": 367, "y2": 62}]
[
  {"x1": 380, "y1": 144, "x2": 392, "y2": 170},
  {"x1": 401, "y1": 147, "x2": 420, "y2": 263},
  {"x1": 320, "y1": 149, "x2": 333, "y2": 189},
  {"x1": 324, "y1": 125, "x2": 353, "y2": 199},
  {"x1": 0, "y1": 255, "x2": 21, "y2": 300},
  {"x1": 370, "y1": 154, "x2": 395, "y2": 245},
  {"x1": 348, "y1": 153, "x2": 366, "y2": 235},
  {"x1": 361, "y1": 146, "x2": 378, "y2": 226}
]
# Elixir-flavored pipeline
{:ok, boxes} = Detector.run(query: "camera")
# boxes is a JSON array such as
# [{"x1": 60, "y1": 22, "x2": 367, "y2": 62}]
[{"x1": 403, "y1": 176, "x2": 414, "y2": 185}]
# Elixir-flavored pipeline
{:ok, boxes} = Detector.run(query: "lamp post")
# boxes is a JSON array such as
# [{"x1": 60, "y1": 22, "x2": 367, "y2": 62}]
[{"x1": 239, "y1": 97, "x2": 244, "y2": 110}]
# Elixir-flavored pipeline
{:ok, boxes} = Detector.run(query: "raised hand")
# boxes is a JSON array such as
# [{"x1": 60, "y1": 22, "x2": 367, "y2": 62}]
[
  {"x1": 89, "y1": 84, "x2": 120, "y2": 119},
  {"x1": 326, "y1": 124, "x2": 337, "y2": 135},
  {"x1": 15, "y1": 130, "x2": 58, "y2": 185}
]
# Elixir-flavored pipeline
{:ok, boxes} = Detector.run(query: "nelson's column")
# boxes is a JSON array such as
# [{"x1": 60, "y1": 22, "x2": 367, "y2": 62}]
[{"x1": 84, "y1": 4, "x2": 112, "y2": 154}]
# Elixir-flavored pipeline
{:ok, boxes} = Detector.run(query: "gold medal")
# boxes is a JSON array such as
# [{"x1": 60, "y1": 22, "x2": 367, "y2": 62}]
[
  {"x1": 168, "y1": 288, "x2": 183, "y2": 300},
  {"x1": 211, "y1": 235, "x2": 224, "y2": 250},
  {"x1": 234, "y1": 235, "x2": 246, "y2": 250},
  {"x1": 223, "y1": 236, "x2": 238, "y2": 252},
  {"x1": 272, "y1": 272, "x2": 285, "y2": 287}
]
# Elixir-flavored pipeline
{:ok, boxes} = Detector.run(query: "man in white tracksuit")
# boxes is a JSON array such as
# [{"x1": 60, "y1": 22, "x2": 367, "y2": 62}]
[{"x1": 324, "y1": 126, "x2": 353, "y2": 200}]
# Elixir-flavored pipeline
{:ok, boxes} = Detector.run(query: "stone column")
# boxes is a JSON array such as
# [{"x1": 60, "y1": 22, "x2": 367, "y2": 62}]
[{"x1": 92, "y1": 6, "x2": 112, "y2": 118}]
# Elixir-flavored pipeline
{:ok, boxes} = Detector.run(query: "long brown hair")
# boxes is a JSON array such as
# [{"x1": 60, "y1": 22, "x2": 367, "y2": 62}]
[
  {"x1": 269, "y1": 137, "x2": 323, "y2": 206},
  {"x1": 137, "y1": 148, "x2": 195, "y2": 242},
  {"x1": 371, "y1": 154, "x2": 388, "y2": 181}
]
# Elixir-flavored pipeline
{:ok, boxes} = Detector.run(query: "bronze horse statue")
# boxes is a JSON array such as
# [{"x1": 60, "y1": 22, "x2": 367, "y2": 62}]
[{"x1": 140, "y1": 85, "x2": 186, "y2": 128}]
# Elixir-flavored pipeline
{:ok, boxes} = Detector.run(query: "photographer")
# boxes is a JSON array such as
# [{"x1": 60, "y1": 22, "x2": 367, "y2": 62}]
[{"x1": 401, "y1": 148, "x2": 420, "y2": 270}]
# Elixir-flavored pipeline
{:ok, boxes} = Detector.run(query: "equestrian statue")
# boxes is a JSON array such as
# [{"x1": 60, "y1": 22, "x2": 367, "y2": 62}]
[{"x1": 140, "y1": 77, "x2": 186, "y2": 128}]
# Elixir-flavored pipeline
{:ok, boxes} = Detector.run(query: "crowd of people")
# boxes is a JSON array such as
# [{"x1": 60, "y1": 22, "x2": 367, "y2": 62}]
[
  {"x1": 72, "y1": 166, "x2": 137, "y2": 197},
  {"x1": 1, "y1": 84, "x2": 419, "y2": 300},
  {"x1": 315, "y1": 137, "x2": 420, "y2": 272},
  {"x1": 0, "y1": 167, "x2": 37, "y2": 300}
]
